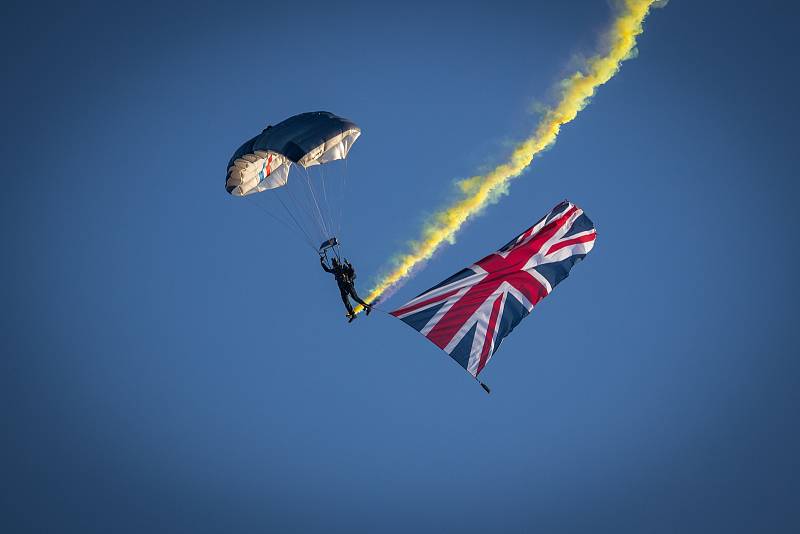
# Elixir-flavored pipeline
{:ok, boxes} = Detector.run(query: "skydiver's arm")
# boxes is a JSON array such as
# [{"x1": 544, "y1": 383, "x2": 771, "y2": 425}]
[{"x1": 320, "y1": 258, "x2": 333, "y2": 273}]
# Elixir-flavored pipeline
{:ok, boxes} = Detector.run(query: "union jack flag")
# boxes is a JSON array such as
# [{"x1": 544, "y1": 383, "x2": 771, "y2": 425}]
[{"x1": 390, "y1": 200, "x2": 596, "y2": 378}]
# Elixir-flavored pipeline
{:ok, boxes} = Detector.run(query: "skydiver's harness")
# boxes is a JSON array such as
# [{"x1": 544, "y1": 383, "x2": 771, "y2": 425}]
[
  {"x1": 319, "y1": 237, "x2": 356, "y2": 286},
  {"x1": 328, "y1": 264, "x2": 356, "y2": 288}
]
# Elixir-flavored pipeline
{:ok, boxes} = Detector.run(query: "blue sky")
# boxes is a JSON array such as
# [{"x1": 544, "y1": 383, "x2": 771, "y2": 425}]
[{"x1": 3, "y1": 1, "x2": 799, "y2": 532}]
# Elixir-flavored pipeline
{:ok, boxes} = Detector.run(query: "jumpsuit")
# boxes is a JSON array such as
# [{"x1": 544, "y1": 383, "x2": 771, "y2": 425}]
[{"x1": 321, "y1": 260, "x2": 370, "y2": 315}]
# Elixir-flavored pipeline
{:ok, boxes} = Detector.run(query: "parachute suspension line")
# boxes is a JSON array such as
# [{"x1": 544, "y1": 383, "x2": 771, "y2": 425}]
[
  {"x1": 273, "y1": 189, "x2": 317, "y2": 250},
  {"x1": 311, "y1": 165, "x2": 331, "y2": 240},
  {"x1": 318, "y1": 163, "x2": 336, "y2": 242},
  {"x1": 299, "y1": 167, "x2": 325, "y2": 239},
  {"x1": 319, "y1": 165, "x2": 340, "y2": 244},
  {"x1": 339, "y1": 157, "x2": 349, "y2": 238},
  {"x1": 316, "y1": 166, "x2": 336, "y2": 241},
  {"x1": 244, "y1": 194, "x2": 299, "y2": 242},
  {"x1": 282, "y1": 176, "x2": 324, "y2": 245},
  {"x1": 302, "y1": 166, "x2": 332, "y2": 240},
  {"x1": 243, "y1": 194, "x2": 316, "y2": 251}
]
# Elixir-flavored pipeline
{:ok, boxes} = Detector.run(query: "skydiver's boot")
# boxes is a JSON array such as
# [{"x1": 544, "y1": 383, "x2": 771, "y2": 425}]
[
  {"x1": 347, "y1": 312, "x2": 357, "y2": 323},
  {"x1": 348, "y1": 288, "x2": 371, "y2": 316}
]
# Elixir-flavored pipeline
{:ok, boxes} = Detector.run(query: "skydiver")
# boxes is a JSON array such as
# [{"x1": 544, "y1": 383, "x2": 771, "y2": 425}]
[{"x1": 320, "y1": 256, "x2": 372, "y2": 322}]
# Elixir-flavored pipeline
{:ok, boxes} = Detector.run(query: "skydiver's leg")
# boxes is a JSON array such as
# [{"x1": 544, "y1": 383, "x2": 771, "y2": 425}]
[
  {"x1": 339, "y1": 286, "x2": 354, "y2": 315},
  {"x1": 348, "y1": 286, "x2": 371, "y2": 314}
]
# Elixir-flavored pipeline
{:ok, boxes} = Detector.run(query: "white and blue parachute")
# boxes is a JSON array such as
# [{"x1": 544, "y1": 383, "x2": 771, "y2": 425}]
[{"x1": 225, "y1": 111, "x2": 361, "y2": 254}]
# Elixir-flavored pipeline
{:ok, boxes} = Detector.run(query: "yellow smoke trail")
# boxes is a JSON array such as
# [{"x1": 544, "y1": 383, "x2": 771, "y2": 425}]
[{"x1": 357, "y1": 0, "x2": 659, "y2": 313}]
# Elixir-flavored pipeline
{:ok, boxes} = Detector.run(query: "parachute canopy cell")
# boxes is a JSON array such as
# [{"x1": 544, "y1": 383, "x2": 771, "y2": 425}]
[{"x1": 225, "y1": 111, "x2": 361, "y2": 197}]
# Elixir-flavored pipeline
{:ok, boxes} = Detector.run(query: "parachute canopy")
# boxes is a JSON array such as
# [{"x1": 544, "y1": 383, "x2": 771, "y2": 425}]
[{"x1": 226, "y1": 111, "x2": 360, "y2": 197}]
